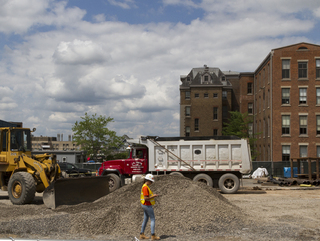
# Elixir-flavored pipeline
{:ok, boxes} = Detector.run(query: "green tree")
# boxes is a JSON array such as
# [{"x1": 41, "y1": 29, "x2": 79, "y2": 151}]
[
  {"x1": 222, "y1": 111, "x2": 258, "y2": 160},
  {"x1": 72, "y1": 113, "x2": 122, "y2": 161}
]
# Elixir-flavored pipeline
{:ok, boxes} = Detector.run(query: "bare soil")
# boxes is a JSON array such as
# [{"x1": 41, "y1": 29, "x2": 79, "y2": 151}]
[{"x1": 0, "y1": 175, "x2": 319, "y2": 240}]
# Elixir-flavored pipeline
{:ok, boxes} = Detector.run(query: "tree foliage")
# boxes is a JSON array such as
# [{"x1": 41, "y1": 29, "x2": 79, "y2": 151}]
[
  {"x1": 222, "y1": 111, "x2": 258, "y2": 160},
  {"x1": 72, "y1": 113, "x2": 122, "y2": 160}
]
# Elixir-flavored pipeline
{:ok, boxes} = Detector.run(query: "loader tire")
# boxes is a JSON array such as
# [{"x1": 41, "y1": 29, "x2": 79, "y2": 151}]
[
  {"x1": 193, "y1": 173, "x2": 213, "y2": 187},
  {"x1": 8, "y1": 172, "x2": 36, "y2": 205},
  {"x1": 106, "y1": 173, "x2": 121, "y2": 192},
  {"x1": 218, "y1": 173, "x2": 240, "y2": 194}
]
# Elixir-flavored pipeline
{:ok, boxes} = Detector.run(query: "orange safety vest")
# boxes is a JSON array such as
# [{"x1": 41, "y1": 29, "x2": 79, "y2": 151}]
[{"x1": 140, "y1": 183, "x2": 155, "y2": 205}]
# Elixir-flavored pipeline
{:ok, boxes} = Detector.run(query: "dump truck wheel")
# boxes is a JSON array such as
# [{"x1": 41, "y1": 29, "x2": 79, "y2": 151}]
[
  {"x1": 169, "y1": 172, "x2": 184, "y2": 176},
  {"x1": 106, "y1": 174, "x2": 121, "y2": 192},
  {"x1": 193, "y1": 173, "x2": 213, "y2": 186},
  {"x1": 218, "y1": 173, "x2": 239, "y2": 194},
  {"x1": 8, "y1": 172, "x2": 36, "y2": 205}
]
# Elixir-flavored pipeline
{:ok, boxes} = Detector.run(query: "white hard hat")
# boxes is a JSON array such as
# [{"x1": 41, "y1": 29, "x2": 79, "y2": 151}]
[{"x1": 145, "y1": 174, "x2": 155, "y2": 182}]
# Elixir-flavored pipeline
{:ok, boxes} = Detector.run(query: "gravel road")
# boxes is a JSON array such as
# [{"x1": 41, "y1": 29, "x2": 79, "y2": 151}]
[{"x1": 0, "y1": 175, "x2": 319, "y2": 241}]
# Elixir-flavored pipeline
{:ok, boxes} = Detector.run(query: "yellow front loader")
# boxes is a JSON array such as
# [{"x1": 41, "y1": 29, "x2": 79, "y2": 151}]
[{"x1": 0, "y1": 127, "x2": 109, "y2": 208}]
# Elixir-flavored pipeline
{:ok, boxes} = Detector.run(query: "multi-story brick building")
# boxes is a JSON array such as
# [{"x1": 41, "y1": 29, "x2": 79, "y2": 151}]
[
  {"x1": 180, "y1": 42, "x2": 320, "y2": 162},
  {"x1": 180, "y1": 65, "x2": 236, "y2": 137}
]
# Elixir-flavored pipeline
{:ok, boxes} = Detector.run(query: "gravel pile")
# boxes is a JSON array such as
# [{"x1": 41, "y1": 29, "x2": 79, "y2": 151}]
[{"x1": 0, "y1": 175, "x2": 250, "y2": 240}]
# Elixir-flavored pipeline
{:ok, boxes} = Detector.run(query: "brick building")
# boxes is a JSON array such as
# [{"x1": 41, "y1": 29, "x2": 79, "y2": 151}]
[
  {"x1": 180, "y1": 65, "x2": 235, "y2": 137},
  {"x1": 180, "y1": 42, "x2": 320, "y2": 162}
]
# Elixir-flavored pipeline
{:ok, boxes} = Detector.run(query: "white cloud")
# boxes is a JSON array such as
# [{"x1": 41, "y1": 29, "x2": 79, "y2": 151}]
[{"x1": 107, "y1": 0, "x2": 136, "y2": 9}]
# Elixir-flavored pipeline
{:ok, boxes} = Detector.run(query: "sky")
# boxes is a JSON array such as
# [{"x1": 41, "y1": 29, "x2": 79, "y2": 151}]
[{"x1": 1, "y1": 0, "x2": 320, "y2": 139}]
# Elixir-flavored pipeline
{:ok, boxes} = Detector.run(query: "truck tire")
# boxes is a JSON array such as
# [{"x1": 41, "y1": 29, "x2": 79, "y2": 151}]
[
  {"x1": 8, "y1": 172, "x2": 36, "y2": 205},
  {"x1": 169, "y1": 172, "x2": 184, "y2": 177},
  {"x1": 193, "y1": 173, "x2": 213, "y2": 186},
  {"x1": 106, "y1": 173, "x2": 121, "y2": 192},
  {"x1": 218, "y1": 173, "x2": 240, "y2": 194}
]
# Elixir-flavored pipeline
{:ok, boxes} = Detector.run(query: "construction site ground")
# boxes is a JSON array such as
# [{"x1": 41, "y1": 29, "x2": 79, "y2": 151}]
[{"x1": 0, "y1": 176, "x2": 319, "y2": 241}]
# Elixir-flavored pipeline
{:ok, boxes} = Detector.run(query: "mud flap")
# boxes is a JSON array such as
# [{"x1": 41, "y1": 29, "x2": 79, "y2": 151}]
[{"x1": 43, "y1": 176, "x2": 110, "y2": 209}]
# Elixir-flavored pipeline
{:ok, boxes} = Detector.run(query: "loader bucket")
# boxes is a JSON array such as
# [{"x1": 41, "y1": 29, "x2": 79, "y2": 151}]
[{"x1": 43, "y1": 176, "x2": 110, "y2": 209}]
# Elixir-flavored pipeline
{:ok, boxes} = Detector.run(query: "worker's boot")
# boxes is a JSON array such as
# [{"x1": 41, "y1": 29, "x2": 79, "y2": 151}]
[
  {"x1": 139, "y1": 233, "x2": 149, "y2": 239},
  {"x1": 151, "y1": 234, "x2": 160, "y2": 240}
]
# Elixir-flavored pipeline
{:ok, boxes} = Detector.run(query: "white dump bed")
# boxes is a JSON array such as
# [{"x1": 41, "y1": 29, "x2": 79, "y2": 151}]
[{"x1": 128, "y1": 137, "x2": 252, "y2": 174}]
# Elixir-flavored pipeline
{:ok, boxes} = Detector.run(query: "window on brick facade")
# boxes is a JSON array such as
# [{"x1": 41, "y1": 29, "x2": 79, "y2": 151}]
[
  {"x1": 213, "y1": 93, "x2": 218, "y2": 98},
  {"x1": 316, "y1": 59, "x2": 320, "y2": 78},
  {"x1": 282, "y1": 115, "x2": 290, "y2": 135},
  {"x1": 247, "y1": 83, "x2": 253, "y2": 94},
  {"x1": 222, "y1": 91, "x2": 227, "y2": 99},
  {"x1": 299, "y1": 88, "x2": 307, "y2": 104},
  {"x1": 299, "y1": 116, "x2": 307, "y2": 135},
  {"x1": 194, "y1": 118, "x2": 199, "y2": 131},
  {"x1": 282, "y1": 145, "x2": 290, "y2": 162},
  {"x1": 298, "y1": 62, "x2": 308, "y2": 78},
  {"x1": 185, "y1": 106, "x2": 190, "y2": 117},
  {"x1": 195, "y1": 93, "x2": 199, "y2": 98},
  {"x1": 282, "y1": 59, "x2": 290, "y2": 79},
  {"x1": 204, "y1": 93, "x2": 208, "y2": 98},
  {"x1": 248, "y1": 103, "x2": 253, "y2": 114},
  {"x1": 317, "y1": 88, "x2": 320, "y2": 105},
  {"x1": 317, "y1": 116, "x2": 320, "y2": 135},
  {"x1": 248, "y1": 123, "x2": 253, "y2": 137},
  {"x1": 300, "y1": 145, "x2": 308, "y2": 157},
  {"x1": 185, "y1": 126, "x2": 190, "y2": 137},
  {"x1": 222, "y1": 106, "x2": 228, "y2": 119},
  {"x1": 282, "y1": 88, "x2": 290, "y2": 104},
  {"x1": 213, "y1": 107, "x2": 218, "y2": 120},
  {"x1": 185, "y1": 91, "x2": 190, "y2": 99},
  {"x1": 213, "y1": 129, "x2": 218, "y2": 136},
  {"x1": 317, "y1": 146, "x2": 320, "y2": 157}
]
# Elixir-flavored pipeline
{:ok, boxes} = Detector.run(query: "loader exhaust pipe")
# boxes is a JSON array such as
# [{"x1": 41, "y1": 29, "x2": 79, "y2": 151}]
[{"x1": 43, "y1": 176, "x2": 110, "y2": 209}]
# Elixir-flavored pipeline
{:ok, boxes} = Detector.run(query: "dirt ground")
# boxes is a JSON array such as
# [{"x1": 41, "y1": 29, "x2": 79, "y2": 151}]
[{"x1": 0, "y1": 178, "x2": 319, "y2": 241}]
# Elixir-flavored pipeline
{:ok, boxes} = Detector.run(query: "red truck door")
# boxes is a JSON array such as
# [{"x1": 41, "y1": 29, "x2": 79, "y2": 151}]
[{"x1": 124, "y1": 148, "x2": 148, "y2": 174}]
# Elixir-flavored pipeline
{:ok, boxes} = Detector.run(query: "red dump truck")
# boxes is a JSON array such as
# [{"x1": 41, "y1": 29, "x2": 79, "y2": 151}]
[{"x1": 98, "y1": 136, "x2": 252, "y2": 194}]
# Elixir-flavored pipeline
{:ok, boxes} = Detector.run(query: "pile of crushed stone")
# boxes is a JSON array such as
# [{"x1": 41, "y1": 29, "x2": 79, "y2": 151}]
[
  {"x1": 59, "y1": 175, "x2": 248, "y2": 237},
  {"x1": 0, "y1": 175, "x2": 250, "y2": 239}
]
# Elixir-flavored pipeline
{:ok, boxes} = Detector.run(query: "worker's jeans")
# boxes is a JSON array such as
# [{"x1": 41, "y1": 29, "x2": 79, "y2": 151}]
[{"x1": 141, "y1": 204, "x2": 155, "y2": 234}]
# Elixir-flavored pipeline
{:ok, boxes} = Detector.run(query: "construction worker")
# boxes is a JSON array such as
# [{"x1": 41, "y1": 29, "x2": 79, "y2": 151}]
[{"x1": 139, "y1": 174, "x2": 160, "y2": 240}]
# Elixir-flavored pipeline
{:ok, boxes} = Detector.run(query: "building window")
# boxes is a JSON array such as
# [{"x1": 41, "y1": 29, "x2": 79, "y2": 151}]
[
  {"x1": 282, "y1": 145, "x2": 290, "y2": 162},
  {"x1": 185, "y1": 106, "x2": 190, "y2": 117},
  {"x1": 213, "y1": 129, "x2": 218, "y2": 135},
  {"x1": 187, "y1": 76, "x2": 191, "y2": 81},
  {"x1": 317, "y1": 59, "x2": 320, "y2": 78},
  {"x1": 204, "y1": 93, "x2": 208, "y2": 98},
  {"x1": 247, "y1": 83, "x2": 253, "y2": 94},
  {"x1": 222, "y1": 91, "x2": 227, "y2": 99},
  {"x1": 204, "y1": 75, "x2": 209, "y2": 82},
  {"x1": 299, "y1": 88, "x2": 307, "y2": 104},
  {"x1": 194, "y1": 118, "x2": 199, "y2": 131},
  {"x1": 248, "y1": 123, "x2": 253, "y2": 137},
  {"x1": 195, "y1": 93, "x2": 199, "y2": 98},
  {"x1": 317, "y1": 116, "x2": 320, "y2": 135},
  {"x1": 282, "y1": 88, "x2": 290, "y2": 104},
  {"x1": 282, "y1": 59, "x2": 290, "y2": 79},
  {"x1": 222, "y1": 106, "x2": 228, "y2": 119},
  {"x1": 317, "y1": 88, "x2": 320, "y2": 105},
  {"x1": 300, "y1": 145, "x2": 308, "y2": 157},
  {"x1": 185, "y1": 126, "x2": 190, "y2": 137},
  {"x1": 317, "y1": 146, "x2": 320, "y2": 157},
  {"x1": 185, "y1": 91, "x2": 190, "y2": 99},
  {"x1": 213, "y1": 107, "x2": 218, "y2": 120},
  {"x1": 298, "y1": 62, "x2": 308, "y2": 78},
  {"x1": 213, "y1": 93, "x2": 218, "y2": 98},
  {"x1": 299, "y1": 116, "x2": 307, "y2": 135},
  {"x1": 282, "y1": 115, "x2": 290, "y2": 135},
  {"x1": 248, "y1": 103, "x2": 253, "y2": 114}
]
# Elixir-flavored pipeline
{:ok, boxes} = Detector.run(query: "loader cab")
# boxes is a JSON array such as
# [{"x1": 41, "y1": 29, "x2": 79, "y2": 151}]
[{"x1": 8, "y1": 128, "x2": 32, "y2": 153}]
